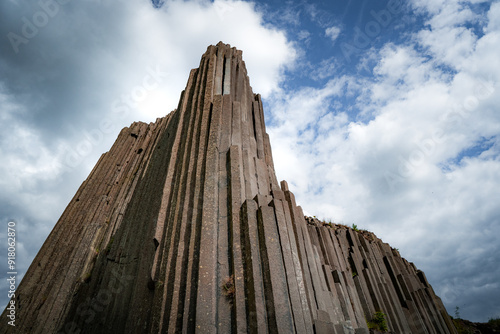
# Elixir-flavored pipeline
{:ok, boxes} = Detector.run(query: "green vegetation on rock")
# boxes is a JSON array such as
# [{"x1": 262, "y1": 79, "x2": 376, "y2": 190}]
[{"x1": 367, "y1": 311, "x2": 388, "y2": 332}]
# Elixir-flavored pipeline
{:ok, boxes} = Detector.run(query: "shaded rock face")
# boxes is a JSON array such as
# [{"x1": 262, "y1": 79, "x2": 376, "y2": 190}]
[{"x1": 1, "y1": 42, "x2": 457, "y2": 334}]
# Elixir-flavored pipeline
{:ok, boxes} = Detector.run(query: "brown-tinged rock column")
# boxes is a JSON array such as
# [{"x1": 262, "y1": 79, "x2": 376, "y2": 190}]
[{"x1": 1, "y1": 43, "x2": 457, "y2": 334}]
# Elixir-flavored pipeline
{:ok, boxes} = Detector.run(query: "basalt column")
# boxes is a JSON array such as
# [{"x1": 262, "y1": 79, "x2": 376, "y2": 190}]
[{"x1": 1, "y1": 42, "x2": 457, "y2": 334}]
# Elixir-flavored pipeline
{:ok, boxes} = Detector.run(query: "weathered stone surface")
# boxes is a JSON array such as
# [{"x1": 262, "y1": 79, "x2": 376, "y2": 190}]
[{"x1": 1, "y1": 43, "x2": 457, "y2": 334}]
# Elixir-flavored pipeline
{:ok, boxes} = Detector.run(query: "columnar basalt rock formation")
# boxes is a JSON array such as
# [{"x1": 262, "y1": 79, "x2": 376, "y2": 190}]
[{"x1": 1, "y1": 42, "x2": 457, "y2": 334}]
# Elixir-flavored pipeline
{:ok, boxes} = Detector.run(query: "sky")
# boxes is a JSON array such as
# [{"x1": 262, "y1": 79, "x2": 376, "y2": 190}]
[{"x1": 0, "y1": 0, "x2": 499, "y2": 323}]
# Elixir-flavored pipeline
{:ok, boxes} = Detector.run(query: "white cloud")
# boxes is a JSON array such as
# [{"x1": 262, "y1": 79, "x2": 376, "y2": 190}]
[
  {"x1": 417, "y1": 25, "x2": 477, "y2": 71},
  {"x1": 148, "y1": 0, "x2": 296, "y2": 99},
  {"x1": 325, "y1": 25, "x2": 341, "y2": 42},
  {"x1": 485, "y1": 2, "x2": 500, "y2": 32},
  {"x1": 298, "y1": 30, "x2": 311, "y2": 41}
]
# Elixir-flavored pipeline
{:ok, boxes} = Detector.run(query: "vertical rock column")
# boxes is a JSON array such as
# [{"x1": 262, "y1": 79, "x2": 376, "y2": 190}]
[
  {"x1": 1, "y1": 42, "x2": 457, "y2": 334},
  {"x1": 1, "y1": 115, "x2": 175, "y2": 333}
]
